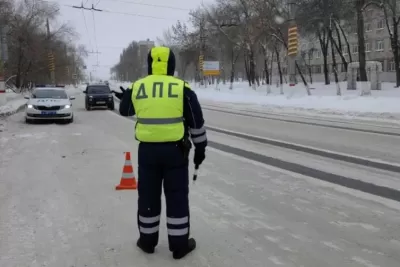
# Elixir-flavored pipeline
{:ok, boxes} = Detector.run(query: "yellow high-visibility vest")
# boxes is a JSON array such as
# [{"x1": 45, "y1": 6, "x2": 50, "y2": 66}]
[{"x1": 131, "y1": 75, "x2": 185, "y2": 142}]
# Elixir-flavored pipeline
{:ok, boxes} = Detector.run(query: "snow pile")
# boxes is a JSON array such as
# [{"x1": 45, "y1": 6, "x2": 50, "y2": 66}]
[
  {"x1": 192, "y1": 82, "x2": 400, "y2": 119},
  {"x1": 1, "y1": 91, "x2": 29, "y2": 117},
  {"x1": 0, "y1": 97, "x2": 27, "y2": 117}
]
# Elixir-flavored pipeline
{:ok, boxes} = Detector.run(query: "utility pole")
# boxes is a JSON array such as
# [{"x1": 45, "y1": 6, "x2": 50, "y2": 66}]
[
  {"x1": 0, "y1": 25, "x2": 8, "y2": 105},
  {"x1": 287, "y1": 2, "x2": 298, "y2": 87},
  {"x1": 72, "y1": 3, "x2": 102, "y2": 84},
  {"x1": 64, "y1": 44, "x2": 69, "y2": 84},
  {"x1": 199, "y1": 19, "x2": 206, "y2": 86},
  {"x1": 46, "y1": 18, "x2": 56, "y2": 84}
]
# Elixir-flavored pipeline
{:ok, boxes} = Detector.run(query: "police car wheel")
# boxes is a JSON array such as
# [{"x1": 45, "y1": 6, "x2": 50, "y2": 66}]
[
  {"x1": 108, "y1": 104, "x2": 114, "y2": 110},
  {"x1": 86, "y1": 104, "x2": 91, "y2": 111}
]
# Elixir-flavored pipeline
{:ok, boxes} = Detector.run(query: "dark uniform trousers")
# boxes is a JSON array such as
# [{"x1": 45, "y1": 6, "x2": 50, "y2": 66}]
[{"x1": 137, "y1": 142, "x2": 190, "y2": 251}]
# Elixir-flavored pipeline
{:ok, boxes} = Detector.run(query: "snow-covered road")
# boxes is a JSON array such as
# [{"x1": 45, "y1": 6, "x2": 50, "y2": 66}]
[{"x1": 1, "y1": 93, "x2": 400, "y2": 266}]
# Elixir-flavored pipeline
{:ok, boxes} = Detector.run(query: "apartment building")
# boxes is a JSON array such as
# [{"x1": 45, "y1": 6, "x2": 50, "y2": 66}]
[{"x1": 294, "y1": 8, "x2": 397, "y2": 82}]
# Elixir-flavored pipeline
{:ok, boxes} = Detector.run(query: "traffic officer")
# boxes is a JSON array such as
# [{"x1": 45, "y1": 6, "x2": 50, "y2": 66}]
[{"x1": 113, "y1": 46, "x2": 207, "y2": 259}]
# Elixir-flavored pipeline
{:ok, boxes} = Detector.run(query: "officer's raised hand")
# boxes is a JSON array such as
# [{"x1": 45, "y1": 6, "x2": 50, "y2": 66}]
[
  {"x1": 112, "y1": 86, "x2": 127, "y2": 100},
  {"x1": 194, "y1": 148, "x2": 206, "y2": 166}
]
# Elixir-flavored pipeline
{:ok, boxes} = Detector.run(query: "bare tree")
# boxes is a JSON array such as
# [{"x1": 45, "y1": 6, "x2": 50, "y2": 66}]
[
  {"x1": 3, "y1": 0, "x2": 86, "y2": 88},
  {"x1": 356, "y1": 0, "x2": 368, "y2": 82},
  {"x1": 110, "y1": 41, "x2": 143, "y2": 81},
  {"x1": 146, "y1": 0, "x2": 397, "y2": 95},
  {"x1": 371, "y1": 0, "x2": 400, "y2": 87}
]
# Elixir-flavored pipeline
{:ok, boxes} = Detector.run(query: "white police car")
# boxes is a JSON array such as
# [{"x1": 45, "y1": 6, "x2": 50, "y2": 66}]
[{"x1": 24, "y1": 87, "x2": 75, "y2": 123}]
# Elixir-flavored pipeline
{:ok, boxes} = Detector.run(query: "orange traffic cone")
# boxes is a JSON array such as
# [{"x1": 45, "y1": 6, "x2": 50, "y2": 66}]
[{"x1": 116, "y1": 152, "x2": 137, "y2": 190}]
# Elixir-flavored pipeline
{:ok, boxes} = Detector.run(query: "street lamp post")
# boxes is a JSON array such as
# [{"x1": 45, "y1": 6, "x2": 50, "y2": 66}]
[{"x1": 0, "y1": 25, "x2": 8, "y2": 105}]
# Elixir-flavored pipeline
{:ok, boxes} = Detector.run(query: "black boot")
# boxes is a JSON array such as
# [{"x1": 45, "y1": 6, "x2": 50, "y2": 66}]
[
  {"x1": 172, "y1": 238, "x2": 196, "y2": 259},
  {"x1": 136, "y1": 239, "x2": 155, "y2": 254}
]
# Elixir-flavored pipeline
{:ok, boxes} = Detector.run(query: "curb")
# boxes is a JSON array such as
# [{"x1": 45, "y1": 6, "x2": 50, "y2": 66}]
[{"x1": 0, "y1": 102, "x2": 27, "y2": 118}]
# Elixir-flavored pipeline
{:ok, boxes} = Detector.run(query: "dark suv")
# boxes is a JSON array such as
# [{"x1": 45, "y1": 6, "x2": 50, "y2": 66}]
[{"x1": 83, "y1": 84, "x2": 115, "y2": 110}]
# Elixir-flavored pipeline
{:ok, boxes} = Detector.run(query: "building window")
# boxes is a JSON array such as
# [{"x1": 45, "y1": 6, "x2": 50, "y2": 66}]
[
  {"x1": 352, "y1": 44, "x2": 359, "y2": 54},
  {"x1": 366, "y1": 9, "x2": 373, "y2": 17},
  {"x1": 388, "y1": 61, "x2": 395, "y2": 72},
  {"x1": 365, "y1": 23, "x2": 371, "y2": 32},
  {"x1": 379, "y1": 61, "x2": 385, "y2": 72},
  {"x1": 316, "y1": 50, "x2": 321, "y2": 58},
  {"x1": 313, "y1": 65, "x2": 321, "y2": 73},
  {"x1": 377, "y1": 19, "x2": 385, "y2": 29},
  {"x1": 376, "y1": 40, "x2": 384, "y2": 51},
  {"x1": 308, "y1": 50, "x2": 313, "y2": 60},
  {"x1": 341, "y1": 63, "x2": 346, "y2": 73},
  {"x1": 365, "y1": 42, "x2": 371, "y2": 52}
]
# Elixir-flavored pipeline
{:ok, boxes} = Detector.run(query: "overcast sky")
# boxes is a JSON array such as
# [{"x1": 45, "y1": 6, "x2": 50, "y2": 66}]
[{"x1": 50, "y1": 0, "x2": 212, "y2": 80}]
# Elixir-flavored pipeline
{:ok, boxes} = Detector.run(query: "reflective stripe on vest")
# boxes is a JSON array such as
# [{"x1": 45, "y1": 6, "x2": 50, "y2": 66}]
[{"x1": 136, "y1": 117, "x2": 183, "y2": 124}]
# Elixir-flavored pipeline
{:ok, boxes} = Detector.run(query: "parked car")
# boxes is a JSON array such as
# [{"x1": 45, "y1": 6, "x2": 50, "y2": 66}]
[
  {"x1": 83, "y1": 84, "x2": 114, "y2": 110},
  {"x1": 24, "y1": 87, "x2": 75, "y2": 124}
]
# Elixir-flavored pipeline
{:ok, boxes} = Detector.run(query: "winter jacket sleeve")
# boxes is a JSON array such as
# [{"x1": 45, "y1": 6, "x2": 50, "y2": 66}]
[
  {"x1": 118, "y1": 86, "x2": 135, "y2": 117},
  {"x1": 183, "y1": 82, "x2": 207, "y2": 150}
]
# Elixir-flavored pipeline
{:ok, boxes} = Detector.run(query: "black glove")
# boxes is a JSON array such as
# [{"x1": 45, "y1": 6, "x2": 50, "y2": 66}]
[
  {"x1": 194, "y1": 148, "x2": 206, "y2": 166},
  {"x1": 112, "y1": 86, "x2": 126, "y2": 100}
]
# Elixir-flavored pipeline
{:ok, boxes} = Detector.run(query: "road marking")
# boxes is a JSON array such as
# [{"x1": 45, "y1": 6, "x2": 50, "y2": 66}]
[{"x1": 207, "y1": 141, "x2": 400, "y2": 203}]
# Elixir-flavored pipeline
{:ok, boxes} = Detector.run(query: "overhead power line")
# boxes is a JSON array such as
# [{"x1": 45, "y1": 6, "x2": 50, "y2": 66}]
[
  {"x1": 99, "y1": 0, "x2": 190, "y2": 11},
  {"x1": 69, "y1": 4, "x2": 176, "y2": 21},
  {"x1": 46, "y1": 0, "x2": 189, "y2": 11},
  {"x1": 81, "y1": 8, "x2": 93, "y2": 52},
  {"x1": 91, "y1": 1, "x2": 100, "y2": 65}
]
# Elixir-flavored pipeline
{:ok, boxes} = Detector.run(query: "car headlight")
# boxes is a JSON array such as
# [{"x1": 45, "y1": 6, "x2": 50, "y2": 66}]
[
  {"x1": 89, "y1": 95, "x2": 93, "y2": 98},
  {"x1": 27, "y1": 104, "x2": 33, "y2": 108},
  {"x1": 64, "y1": 105, "x2": 71, "y2": 109}
]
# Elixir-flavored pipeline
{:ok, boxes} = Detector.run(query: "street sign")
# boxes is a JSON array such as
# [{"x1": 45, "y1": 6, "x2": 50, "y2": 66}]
[{"x1": 203, "y1": 61, "x2": 220, "y2": 76}]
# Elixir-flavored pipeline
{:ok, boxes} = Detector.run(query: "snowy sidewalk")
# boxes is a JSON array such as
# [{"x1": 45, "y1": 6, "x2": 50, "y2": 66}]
[
  {"x1": 111, "y1": 80, "x2": 400, "y2": 120},
  {"x1": 192, "y1": 81, "x2": 400, "y2": 120}
]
